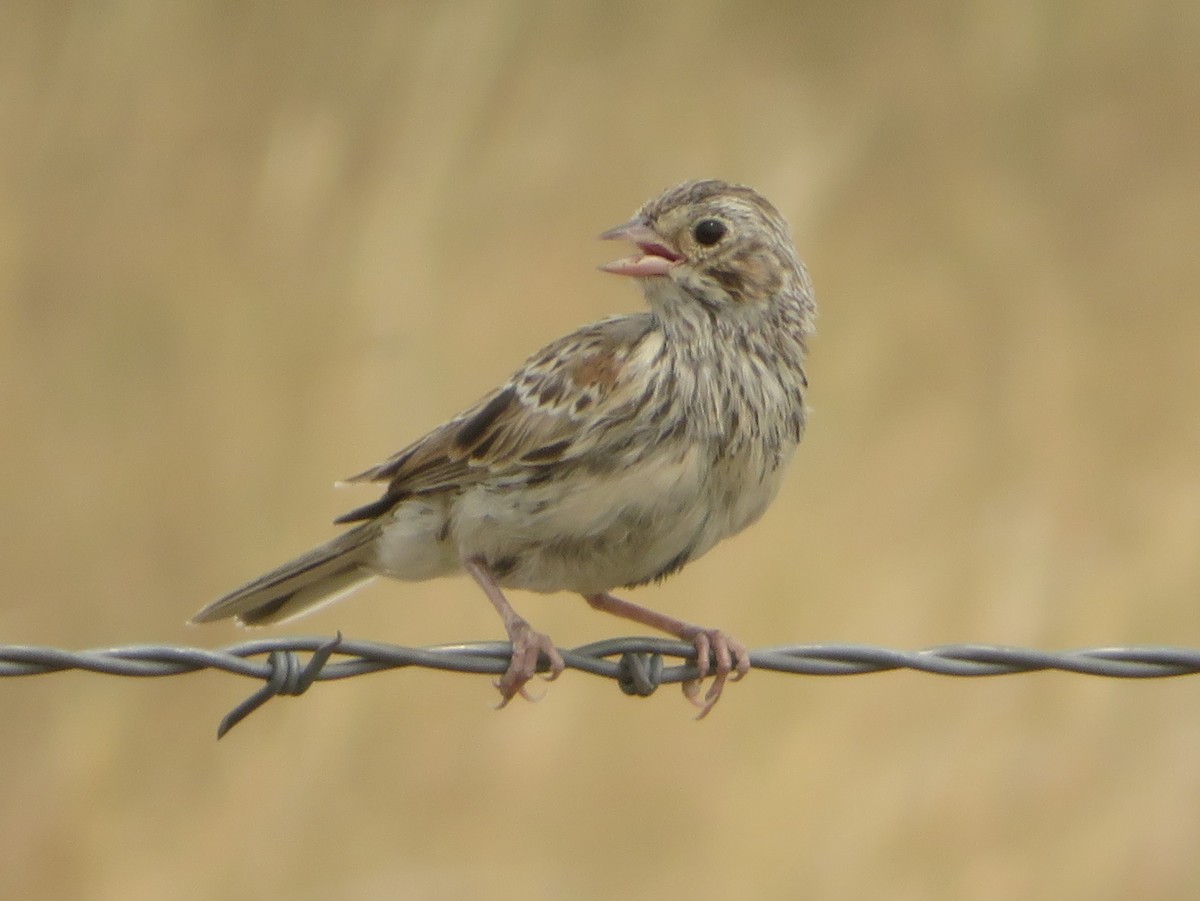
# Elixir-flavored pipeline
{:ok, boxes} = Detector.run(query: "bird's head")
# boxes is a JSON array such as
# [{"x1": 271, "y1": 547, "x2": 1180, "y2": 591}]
[{"x1": 599, "y1": 179, "x2": 807, "y2": 315}]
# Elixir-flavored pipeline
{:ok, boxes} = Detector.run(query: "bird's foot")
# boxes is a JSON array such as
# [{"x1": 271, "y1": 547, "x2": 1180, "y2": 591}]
[
  {"x1": 679, "y1": 627, "x2": 750, "y2": 719},
  {"x1": 583, "y1": 592, "x2": 751, "y2": 717},
  {"x1": 494, "y1": 617, "x2": 565, "y2": 708}
]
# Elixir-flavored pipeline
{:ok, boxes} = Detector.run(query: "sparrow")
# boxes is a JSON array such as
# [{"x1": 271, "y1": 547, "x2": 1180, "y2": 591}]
[{"x1": 192, "y1": 179, "x2": 816, "y2": 715}]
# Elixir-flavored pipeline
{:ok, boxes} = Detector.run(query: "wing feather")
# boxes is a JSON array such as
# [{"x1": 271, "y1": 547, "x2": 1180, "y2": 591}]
[{"x1": 335, "y1": 315, "x2": 661, "y2": 524}]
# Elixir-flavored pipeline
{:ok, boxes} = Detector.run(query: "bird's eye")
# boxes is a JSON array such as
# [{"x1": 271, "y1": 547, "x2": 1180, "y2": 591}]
[{"x1": 692, "y1": 218, "x2": 726, "y2": 246}]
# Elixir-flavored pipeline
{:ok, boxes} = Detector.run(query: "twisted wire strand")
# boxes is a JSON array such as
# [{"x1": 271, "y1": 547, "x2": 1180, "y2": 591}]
[{"x1": 3, "y1": 636, "x2": 1197, "y2": 738}]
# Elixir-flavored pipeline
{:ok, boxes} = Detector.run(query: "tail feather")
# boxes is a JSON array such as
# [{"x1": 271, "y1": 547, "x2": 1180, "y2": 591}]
[{"x1": 191, "y1": 523, "x2": 380, "y2": 626}]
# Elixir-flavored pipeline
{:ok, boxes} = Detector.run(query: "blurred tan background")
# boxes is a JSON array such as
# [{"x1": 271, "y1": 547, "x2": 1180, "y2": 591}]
[{"x1": 2, "y1": 2, "x2": 1200, "y2": 898}]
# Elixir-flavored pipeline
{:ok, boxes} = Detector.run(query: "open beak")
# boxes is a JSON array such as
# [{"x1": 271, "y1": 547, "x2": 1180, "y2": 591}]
[{"x1": 598, "y1": 217, "x2": 683, "y2": 278}]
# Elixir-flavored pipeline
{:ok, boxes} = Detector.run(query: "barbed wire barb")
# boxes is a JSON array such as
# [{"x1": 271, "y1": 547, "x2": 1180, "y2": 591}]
[
  {"x1": 4, "y1": 636, "x2": 1200, "y2": 739},
  {"x1": 216, "y1": 631, "x2": 346, "y2": 739}
]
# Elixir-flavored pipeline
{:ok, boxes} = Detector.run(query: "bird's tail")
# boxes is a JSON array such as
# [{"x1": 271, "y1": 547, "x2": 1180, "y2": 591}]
[{"x1": 190, "y1": 523, "x2": 380, "y2": 626}]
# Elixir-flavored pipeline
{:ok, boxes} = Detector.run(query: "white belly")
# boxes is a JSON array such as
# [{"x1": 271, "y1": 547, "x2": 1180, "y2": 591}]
[{"x1": 368, "y1": 435, "x2": 795, "y2": 597}]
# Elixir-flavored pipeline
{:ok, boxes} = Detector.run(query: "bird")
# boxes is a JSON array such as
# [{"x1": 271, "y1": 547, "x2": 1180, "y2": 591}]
[{"x1": 191, "y1": 178, "x2": 816, "y2": 715}]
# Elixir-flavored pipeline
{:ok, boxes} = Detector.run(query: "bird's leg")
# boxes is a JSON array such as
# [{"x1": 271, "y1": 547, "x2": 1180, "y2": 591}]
[
  {"x1": 584, "y1": 592, "x2": 749, "y2": 717},
  {"x1": 464, "y1": 557, "x2": 564, "y2": 707}
]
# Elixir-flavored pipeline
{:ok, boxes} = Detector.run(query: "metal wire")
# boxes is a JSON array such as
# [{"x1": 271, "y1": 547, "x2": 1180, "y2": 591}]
[{"x1": 3, "y1": 635, "x2": 1198, "y2": 738}]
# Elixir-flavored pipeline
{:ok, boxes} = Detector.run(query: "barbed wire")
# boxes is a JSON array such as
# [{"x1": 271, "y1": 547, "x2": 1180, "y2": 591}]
[{"x1": 3, "y1": 635, "x2": 1199, "y2": 738}]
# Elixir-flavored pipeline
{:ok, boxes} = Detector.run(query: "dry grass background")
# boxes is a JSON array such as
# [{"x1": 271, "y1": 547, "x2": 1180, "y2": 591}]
[{"x1": 2, "y1": 2, "x2": 1199, "y2": 898}]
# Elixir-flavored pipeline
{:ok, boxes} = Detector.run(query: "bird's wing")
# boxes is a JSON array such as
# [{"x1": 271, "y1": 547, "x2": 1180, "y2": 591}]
[{"x1": 335, "y1": 314, "x2": 664, "y2": 523}]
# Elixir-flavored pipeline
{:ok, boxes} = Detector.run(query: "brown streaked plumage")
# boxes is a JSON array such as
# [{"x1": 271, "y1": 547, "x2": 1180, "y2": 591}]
[{"x1": 192, "y1": 178, "x2": 816, "y2": 715}]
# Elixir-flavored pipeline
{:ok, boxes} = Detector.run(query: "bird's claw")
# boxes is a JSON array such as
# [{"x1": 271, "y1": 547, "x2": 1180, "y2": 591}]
[
  {"x1": 680, "y1": 628, "x2": 750, "y2": 718},
  {"x1": 494, "y1": 619, "x2": 564, "y2": 708}
]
